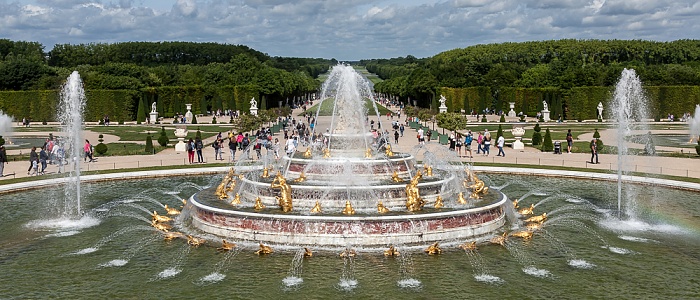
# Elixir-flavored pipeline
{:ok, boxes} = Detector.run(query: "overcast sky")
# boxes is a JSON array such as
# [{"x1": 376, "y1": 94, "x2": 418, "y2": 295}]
[{"x1": 1, "y1": 0, "x2": 699, "y2": 60}]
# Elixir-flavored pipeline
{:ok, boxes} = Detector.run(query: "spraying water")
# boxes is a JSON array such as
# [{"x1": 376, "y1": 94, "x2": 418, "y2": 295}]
[
  {"x1": 58, "y1": 71, "x2": 86, "y2": 218},
  {"x1": 0, "y1": 111, "x2": 13, "y2": 143},
  {"x1": 689, "y1": 104, "x2": 700, "y2": 143},
  {"x1": 610, "y1": 69, "x2": 649, "y2": 218}
]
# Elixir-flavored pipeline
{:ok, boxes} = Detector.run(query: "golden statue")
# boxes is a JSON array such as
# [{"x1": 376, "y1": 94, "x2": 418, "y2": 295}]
[
  {"x1": 512, "y1": 198, "x2": 520, "y2": 209},
  {"x1": 458, "y1": 241, "x2": 477, "y2": 251},
  {"x1": 217, "y1": 240, "x2": 236, "y2": 252},
  {"x1": 385, "y1": 144, "x2": 394, "y2": 157},
  {"x1": 424, "y1": 242, "x2": 442, "y2": 255},
  {"x1": 490, "y1": 232, "x2": 508, "y2": 246},
  {"x1": 292, "y1": 171, "x2": 306, "y2": 183},
  {"x1": 526, "y1": 222, "x2": 542, "y2": 231},
  {"x1": 510, "y1": 230, "x2": 534, "y2": 240},
  {"x1": 464, "y1": 167, "x2": 476, "y2": 183},
  {"x1": 255, "y1": 243, "x2": 273, "y2": 255},
  {"x1": 391, "y1": 171, "x2": 403, "y2": 183},
  {"x1": 261, "y1": 167, "x2": 270, "y2": 178},
  {"x1": 384, "y1": 245, "x2": 400, "y2": 257},
  {"x1": 342, "y1": 201, "x2": 356, "y2": 215},
  {"x1": 339, "y1": 249, "x2": 357, "y2": 258},
  {"x1": 377, "y1": 201, "x2": 390, "y2": 213},
  {"x1": 424, "y1": 165, "x2": 433, "y2": 177},
  {"x1": 304, "y1": 248, "x2": 313, "y2": 257},
  {"x1": 434, "y1": 195, "x2": 444, "y2": 209},
  {"x1": 310, "y1": 201, "x2": 322, "y2": 213},
  {"x1": 254, "y1": 197, "x2": 266, "y2": 211},
  {"x1": 163, "y1": 231, "x2": 183, "y2": 241},
  {"x1": 323, "y1": 148, "x2": 331, "y2": 158},
  {"x1": 525, "y1": 213, "x2": 547, "y2": 224},
  {"x1": 230, "y1": 193, "x2": 241, "y2": 205},
  {"x1": 405, "y1": 170, "x2": 425, "y2": 212},
  {"x1": 164, "y1": 204, "x2": 180, "y2": 215},
  {"x1": 151, "y1": 211, "x2": 173, "y2": 223},
  {"x1": 468, "y1": 178, "x2": 489, "y2": 199},
  {"x1": 151, "y1": 220, "x2": 172, "y2": 232},
  {"x1": 365, "y1": 148, "x2": 372, "y2": 158},
  {"x1": 303, "y1": 148, "x2": 312, "y2": 158},
  {"x1": 216, "y1": 168, "x2": 238, "y2": 200},
  {"x1": 457, "y1": 192, "x2": 467, "y2": 205},
  {"x1": 518, "y1": 204, "x2": 535, "y2": 216},
  {"x1": 271, "y1": 172, "x2": 293, "y2": 212},
  {"x1": 187, "y1": 235, "x2": 206, "y2": 247}
]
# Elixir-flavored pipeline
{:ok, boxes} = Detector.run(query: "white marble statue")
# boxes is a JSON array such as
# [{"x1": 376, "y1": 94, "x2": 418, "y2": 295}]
[
  {"x1": 542, "y1": 100, "x2": 549, "y2": 112},
  {"x1": 151, "y1": 102, "x2": 157, "y2": 113},
  {"x1": 439, "y1": 95, "x2": 447, "y2": 106},
  {"x1": 250, "y1": 97, "x2": 258, "y2": 109},
  {"x1": 597, "y1": 102, "x2": 604, "y2": 119}
]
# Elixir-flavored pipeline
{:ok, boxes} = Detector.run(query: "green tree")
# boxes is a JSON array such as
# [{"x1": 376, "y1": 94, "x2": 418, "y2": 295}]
[
  {"x1": 95, "y1": 134, "x2": 108, "y2": 155},
  {"x1": 542, "y1": 128, "x2": 553, "y2": 151},
  {"x1": 157, "y1": 126, "x2": 169, "y2": 147},
  {"x1": 136, "y1": 96, "x2": 145, "y2": 124},
  {"x1": 532, "y1": 123, "x2": 542, "y2": 146},
  {"x1": 436, "y1": 112, "x2": 467, "y2": 132},
  {"x1": 145, "y1": 134, "x2": 154, "y2": 154},
  {"x1": 499, "y1": 114, "x2": 505, "y2": 122},
  {"x1": 497, "y1": 124, "x2": 503, "y2": 140}
]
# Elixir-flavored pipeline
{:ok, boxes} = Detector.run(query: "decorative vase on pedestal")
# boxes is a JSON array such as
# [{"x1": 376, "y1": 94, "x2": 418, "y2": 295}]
[
  {"x1": 512, "y1": 125, "x2": 525, "y2": 150},
  {"x1": 185, "y1": 104, "x2": 193, "y2": 124},
  {"x1": 174, "y1": 126, "x2": 188, "y2": 152}
]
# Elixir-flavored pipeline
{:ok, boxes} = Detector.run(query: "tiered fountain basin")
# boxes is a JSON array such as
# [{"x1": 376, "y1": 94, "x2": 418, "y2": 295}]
[
  {"x1": 187, "y1": 189, "x2": 507, "y2": 248},
  {"x1": 285, "y1": 153, "x2": 416, "y2": 180}
]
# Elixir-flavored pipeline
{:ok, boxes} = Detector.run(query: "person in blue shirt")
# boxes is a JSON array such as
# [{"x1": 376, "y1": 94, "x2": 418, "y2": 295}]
[{"x1": 464, "y1": 131, "x2": 473, "y2": 158}]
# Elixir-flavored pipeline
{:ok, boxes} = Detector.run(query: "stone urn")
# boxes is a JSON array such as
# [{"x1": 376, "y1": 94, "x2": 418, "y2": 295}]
[
  {"x1": 511, "y1": 125, "x2": 525, "y2": 150},
  {"x1": 184, "y1": 104, "x2": 193, "y2": 124},
  {"x1": 174, "y1": 126, "x2": 188, "y2": 152}
]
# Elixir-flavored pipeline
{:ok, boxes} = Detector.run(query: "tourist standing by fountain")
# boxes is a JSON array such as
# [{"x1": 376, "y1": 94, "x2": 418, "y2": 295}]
[
  {"x1": 464, "y1": 131, "x2": 473, "y2": 158},
  {"x1": 417, "y1": 127, "x2": 424, "y2": 145},
  {"x1": 483, "y1": 129, "x2": 491, "y2": 156},
  {"x1": 83, "y1": 140, "x2": 94, "y2": 163},
  {"x1": 186, "y1": 138, "x2": 195, "y2": 163},
  {"x1": 28, "y1": 146, "x2": 38, "y2": 176},
  {"x1": 195, "y1": 137, "x2": 204, "y2": 163},
  {"x1": 496, "y1": 135, "x2": 505, "y2": 157},
  {"x1": 589, "y1": 139, "x2": 599, "y2": 164},
  {"x1": 0, "y1": 145, "x2": 6, "y2": 176},
  {"x1": 566, "y1": 129, "x2": 573, "y2": 153}
]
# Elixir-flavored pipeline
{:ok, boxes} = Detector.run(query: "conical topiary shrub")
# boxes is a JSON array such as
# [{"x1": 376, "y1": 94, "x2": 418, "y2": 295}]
[
  {"x1": 499, "y1": 114, "x2": 506, "y2": 122},
  {"x1": 195, "y1": 127, "x2": 202, "y2": 140},
  {"x1": 593, "y1": 129, "x2": 604, "y2": 152},
  {"x1": 0, "y1": 135, "x2": 5, "y2": 146},
  {"x1": 532, "y1": 123, "x2": 542, "y2": 146},
  {"x1": 145, "y1": 134, "x2": 154, "y2": 154},
  {"x1": 157, "y1": 126, "x2": 169, "y2": 147},
  {"x1": 497, "y1": 124, "x2": 503, "y2": 140},
  {"x1": 695, "y1": 140, "x2": 700, "y2": 156},
  {"x1": 192, "y1": 115, "x2": 198, "y2": 124},
  {"x1": 211, "y1": 116, "x2": 217, "y2": 124},
  {"x1": 481, "y1": 115, "x2": 487, "y2": 122},
  {"x1": 542, "y1": 128, "x2": 553, "y2": 152},
  {"x1": 95, "y1": 134, "x2": 108, "y2": 155}
]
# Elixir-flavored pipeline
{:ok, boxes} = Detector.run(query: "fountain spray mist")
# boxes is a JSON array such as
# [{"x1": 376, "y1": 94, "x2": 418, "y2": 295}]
[
  {"x1": 58, "y1": 71, "x2": 86, "y2": 217},
  {"x1": 610, "y1": 69, "x2": 649, "y2": 218}
]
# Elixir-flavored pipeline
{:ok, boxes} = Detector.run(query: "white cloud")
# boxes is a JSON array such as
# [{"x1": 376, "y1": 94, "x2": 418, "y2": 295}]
[{"x1": 0, "y1": 0, "x2": 698, "y2": 60}]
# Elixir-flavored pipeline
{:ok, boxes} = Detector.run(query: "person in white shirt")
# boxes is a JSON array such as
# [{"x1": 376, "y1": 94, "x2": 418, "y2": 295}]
[
  {"x1": 285, "y1": 138, "x2": 296, "y2": 157},
  {"x1": 496, "y1": 135, "x2": 505, "y2": 157},
  {"x1": 417, "y1": 128, "x2": 425, "y2": 145}
]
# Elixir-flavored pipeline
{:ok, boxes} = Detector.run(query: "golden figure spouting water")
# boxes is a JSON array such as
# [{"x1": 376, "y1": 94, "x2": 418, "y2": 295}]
[
  {"x1": 365, "y1": 148, "x2": 372, "y2": 158},
  {"x1": 339, "y1": 248, "x2": 356, "y2": 258},
  {"x1": 186, "y1": 235, "x2": 205, "y2": 247},
  {"x1": 458, "y1": 241, "x2": 477, "y2": 251},
  {"x1": 391, "y1": 171, "x2": 402, "y2": 183},
  {"x1": 164, "y1": 204, "x2": 180, "y2": 215},
  {"x1": 434, "y1": 195, "x2": 444, "y2": 208},
  {"x1": 510, "y1": 230, "x2": 534, "y2": 240},
  {"x1": 490, "y1": 232, "x2": 508, "y2": 246},
  {"x1": 385, "y1": 144, "x2": 394, "y2": 157},
  {"x1": 424, "y1": 165, "x2": 433, "y2": 177},
  {"x1": 525, "y1": 213, "x2": 547, "y2": 224},
  {"x1": 151, "y1": 220, "x2": 172, "y2": 232},
  {"x1": 151, "y1": 211, "x2": 172, "y2": 223},
  {"x1": 323, "y1": 148, "x2": 331, "y2": 158},
  {"x1": 304, "y1": 248, "x2": 313, "y2": 257},
  {"x1": 384, "y1": 245, "x2": 400, "y2": 257},
  {"x1": 424, "y1": 242, "x2": 442, "y2": 255},
  {"x1": 163, "y1": 231, "x2": 183, "y2": 241},
  {"x1": 230, "y1": 193, "x2": 241, "y2": 205},
  {"x1": 253, "y1": 197, "x2": 265, "y2": 211},
  {"x1": 377, "y1": 201, "x2": 390, "y2": 213},
  {"x1": 512, "y1": 199, "x2": 520, "y2": 209},
  {"x1": 292, "y1": 171, "x2": 306, "y2": 183},
  {"x1": 261, "y1": 167, "x2": 270, "y2": 178},
  {"x1": 457, "y1": 192, "x2": 467, "y2": 205},
  {"x1": 255, "y1": 243, "x2": 273, "y2": 255},
  {"x1": 303, "y1": 148, "x2": 312, "y2": 158},
  {"x1": 217, "y1": 240, "x2": 236, "y2": 252},
  {"x1": 405, "y1": 170, "x2": 425, "y2": 212},
  {"x1": 215, "y1": 167, "x2": 238, "y2": 200},
  {"x1": 310, "y1": 201, "x2": 321, "y2": 213},
  {"x1": 342, "y1": 201, "x2": 356, "y2": 215},
  {"x1": 518, "y1": 204, "x2": 535, "y2": 216},
  {"x1": 270, "y1": 171, "x2": 293, "y2": 212}
]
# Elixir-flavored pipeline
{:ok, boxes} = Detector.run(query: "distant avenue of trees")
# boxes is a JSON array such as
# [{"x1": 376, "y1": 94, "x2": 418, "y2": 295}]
[{"x1": 363, "y1": 39, "x2": 700, "y2": 118}]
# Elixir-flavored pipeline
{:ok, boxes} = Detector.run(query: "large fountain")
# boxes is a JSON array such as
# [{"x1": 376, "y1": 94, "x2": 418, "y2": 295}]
[{"x1": 186, "y1": 65, "x2": 507, "y2": 249}]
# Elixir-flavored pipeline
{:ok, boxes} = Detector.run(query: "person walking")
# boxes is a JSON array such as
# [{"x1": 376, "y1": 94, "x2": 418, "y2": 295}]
[
  {"x1": 195, "y1": 137, "x2": 204, "y2": 163},
  {"x1": 285, "y1": 137, "x2": 296, "y2": 157},
  {"x1": 394, "y1": 130, "x2": 400, "y2": 144},
  {"x1": 464, "y1": 131, "x2": 473, "y2": 158},
  {"x1": 84, "y1": 140, "x2": 94, "y2": 162},
  {"x1": 476, "y1": 132, "x2": 483, "y2": 154},
  {"x1": 590, "y1": 139, "x2": 599, "y2": 164},
  {"x1": 496, "y1": 135, "x2": 505, "y2": 157},
  {"x1": 483, "y1": 129, "x2": 491, "y2": 156},
  {"x1": 186, "y1": 138, "x2": 195, "y2": 164},
  {"x1": 399, "y1": 123, "x2": 404, "y2": 137},
  {"x1": 272, "y1": 138, "x2": 280, "y2": 160},
  {"x1": 228, "y1": 137, "x2": 237, "y2": 162},
  {"x1": 449, "y1": 134, "x2": 456, "y2": 151},
  {"x1": 28, "y1": 147, "x2": 38, "y2": 176},
  {"x1": 456, "y1": 134, "x2": 463, "y2": 157},
  {"x1": 39, "y1": 146, "x2": 49, "y2": 174},
  {"x1": 0, "y1": 145, "x2": 7, "y2": 177},
  {"x1": 417, "y1": 128, "x2": 425, "y2": 145},
  {"x1": 566, "y1": 129, "x2": 573, "y2": 153}
]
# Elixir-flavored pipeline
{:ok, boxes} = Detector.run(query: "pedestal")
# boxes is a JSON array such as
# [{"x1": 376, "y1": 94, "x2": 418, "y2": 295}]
[
  {"x1": 542, "y1": 110, "x2": 550, "y2": 122},
  {"x1": 250, "y1": 108, "x2": 258, "y2": 116},
  {"x1": 508, "y1": 102, "x2": 516, "y2": 117},
  {"x1": 174, "y1": 127, "x2": 188, "y2": 152},
  {"x1": 438, "y1": 105, "x2": 448, "y2": 114},
  {"x1": 149, "y1": 112, "x2": 158, "y2": 124},
  {"x1": 511, "y1": 126, "x2": 525, "y2": 150}
]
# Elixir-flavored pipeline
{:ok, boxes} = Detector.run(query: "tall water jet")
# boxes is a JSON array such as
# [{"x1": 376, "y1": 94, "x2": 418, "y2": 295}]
[
  {"x1": 0, "y1": 110, "x2": 13, "y2": 145},
  {"x1": 689, "y1": 104, "x2": 700, "y2": 143},
  {"x1": 58, "y1": 71, "x2": 86, "y2": 217},
  {"x1": 610, "y1": 69, "x2": 649, "y2": 218}
]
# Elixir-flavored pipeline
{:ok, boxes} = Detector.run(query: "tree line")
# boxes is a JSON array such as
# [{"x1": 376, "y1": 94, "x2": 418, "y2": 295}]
[{"x1": 363, "y1": 39, "x2": 700, "y2": 112}]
